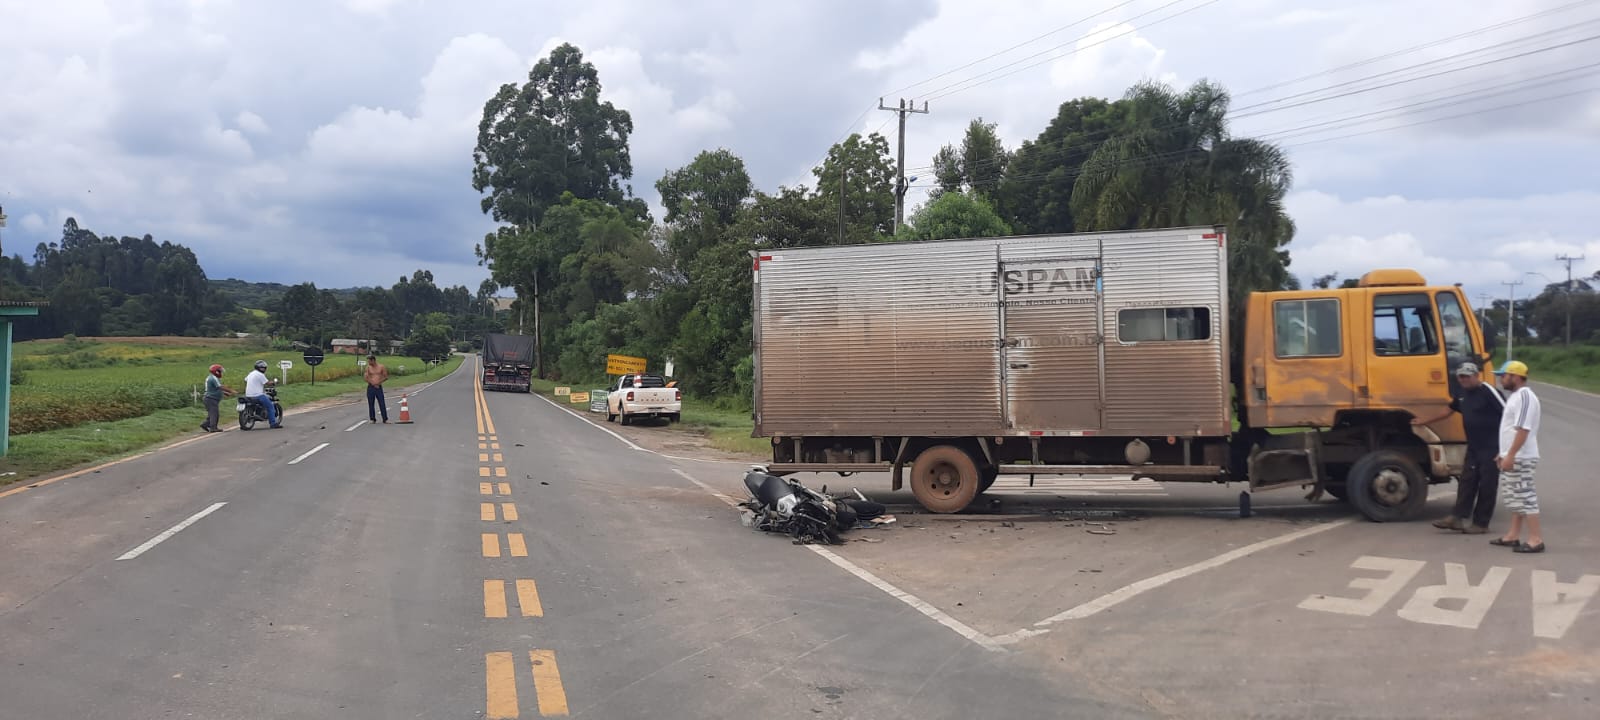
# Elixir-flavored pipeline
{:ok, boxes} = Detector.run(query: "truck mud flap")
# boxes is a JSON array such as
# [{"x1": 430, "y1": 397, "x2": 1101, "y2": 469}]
[{"x1": 1247, "y1": 433, "x2": 1323, "y2": 494}]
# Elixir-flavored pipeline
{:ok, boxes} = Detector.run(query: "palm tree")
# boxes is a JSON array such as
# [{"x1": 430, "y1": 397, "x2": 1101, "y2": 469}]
[{"x1": 1070, "y1": 80, "x2": 1297, "y2": 308}]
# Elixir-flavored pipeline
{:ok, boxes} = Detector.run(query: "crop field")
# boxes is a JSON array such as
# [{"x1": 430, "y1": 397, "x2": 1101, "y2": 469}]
[{"x1": 2, "y1": 338, "x2": 462, "y2": 483}]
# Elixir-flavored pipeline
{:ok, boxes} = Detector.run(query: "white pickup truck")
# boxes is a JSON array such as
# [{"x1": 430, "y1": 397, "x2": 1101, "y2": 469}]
[{"x1": 607, "y1": 374, "x2": 681, "y2": 425}]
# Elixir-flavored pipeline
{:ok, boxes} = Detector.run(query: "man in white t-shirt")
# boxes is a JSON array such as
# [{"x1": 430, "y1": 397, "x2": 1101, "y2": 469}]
[
  {"x1": 244, "y1": 360, "x2": 282, "y2": 429},
  {"x1": 1490, "y1": 360, "x2": 1543, "y2": 553}
]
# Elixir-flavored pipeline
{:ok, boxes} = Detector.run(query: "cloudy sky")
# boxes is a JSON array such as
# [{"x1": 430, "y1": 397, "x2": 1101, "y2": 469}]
[{"x1": 1, "y1": 0, "x2": 1596, "y2": 304}]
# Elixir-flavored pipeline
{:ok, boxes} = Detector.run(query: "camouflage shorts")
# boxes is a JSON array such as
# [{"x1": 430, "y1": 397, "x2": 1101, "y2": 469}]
[{"x1": 1499, "y1": 458, "x2": 1540, "y2": 515}]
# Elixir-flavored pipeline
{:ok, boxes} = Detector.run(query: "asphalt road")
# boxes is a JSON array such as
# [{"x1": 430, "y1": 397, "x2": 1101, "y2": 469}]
[
  {"x1": 5, "y1": 367, "x2": 1596, "y2": 718},
  {"x1": 0, "y1": 362, "x2": 1120, "y2": 719}
]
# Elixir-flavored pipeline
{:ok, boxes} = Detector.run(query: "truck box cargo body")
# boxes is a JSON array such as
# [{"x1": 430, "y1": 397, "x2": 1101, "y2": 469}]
[
  {"x1": 754, "y1": 226, "x2": 1229, "y2": 440},
  {"x1": 752, "y1": 227, "x2": 1495, "y2": 521},
  {"x1": 482, "y1": 333, "x2": 535, "y2": 392}
]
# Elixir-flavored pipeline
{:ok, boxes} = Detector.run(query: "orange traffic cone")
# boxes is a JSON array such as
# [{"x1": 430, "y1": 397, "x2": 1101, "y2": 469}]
[{"x1": 396, "y1": 394, "x2": 414, "y2": 424}]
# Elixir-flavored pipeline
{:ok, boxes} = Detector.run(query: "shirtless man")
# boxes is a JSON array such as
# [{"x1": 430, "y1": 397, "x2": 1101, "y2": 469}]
[{"x1": 365, "y1": 354, "x2": 390, "y2": 424}]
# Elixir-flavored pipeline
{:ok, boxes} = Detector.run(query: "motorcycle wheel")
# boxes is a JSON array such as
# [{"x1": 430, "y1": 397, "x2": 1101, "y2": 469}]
[{"x1": 239, "y1": 411, "x2": 256, "y2": 431}]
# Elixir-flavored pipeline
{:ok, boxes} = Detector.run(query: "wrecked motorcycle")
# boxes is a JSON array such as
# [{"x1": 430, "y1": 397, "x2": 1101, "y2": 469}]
[{"x1": 739, "y1": 466, "x2": 884, "y2": 545}]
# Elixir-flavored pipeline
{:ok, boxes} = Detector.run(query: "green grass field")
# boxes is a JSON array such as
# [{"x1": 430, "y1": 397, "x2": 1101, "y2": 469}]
[
  {"x1": 1499, "y1": 344, "x2": 1600, "y2": 394},
  {"x1": 2, "y1": 338, "x2": 463, "y2": 484},
  {"x1": 528, "y1": 378, "x2": 767, "y2": 457}
]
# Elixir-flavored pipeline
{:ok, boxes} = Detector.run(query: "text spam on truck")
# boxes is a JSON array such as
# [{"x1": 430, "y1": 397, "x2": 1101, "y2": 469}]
[{"x1": 750, "y1": 226, "x2": 1494, "y2": 522}]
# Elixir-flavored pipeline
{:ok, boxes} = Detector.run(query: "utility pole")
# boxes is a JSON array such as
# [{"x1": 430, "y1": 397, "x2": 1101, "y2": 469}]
[
  {"x1": 1556, "y1": 253, "x2": 1585, "y2": 346},
  {"x1": 879, "y1": 98, "x2": 929, "y2": 234},
  {"x1": 1502, "y1": 279, "x2": 1524, "y2": 362},
  {"x1": 837, "y1": 165, "x2": 848, "y2": 245},
  {"x1": 532, "y1": 273, "x2": 542, "y2": 379}
]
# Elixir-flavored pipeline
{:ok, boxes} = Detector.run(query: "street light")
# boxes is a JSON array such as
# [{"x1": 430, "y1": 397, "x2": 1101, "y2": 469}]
[{"x1": 1502, "y1": 278, "x2": 1525, "y2": 362}]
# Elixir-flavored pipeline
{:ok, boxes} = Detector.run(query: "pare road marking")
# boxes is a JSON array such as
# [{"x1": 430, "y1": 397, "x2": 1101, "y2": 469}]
[{"x1": 1300, "y1": 555, "x2": 1600, "y2": 639}]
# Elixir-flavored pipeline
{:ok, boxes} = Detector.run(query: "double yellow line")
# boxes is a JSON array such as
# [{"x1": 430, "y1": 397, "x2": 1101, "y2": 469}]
[{"x1": 475, "y1": 357, "x2": 569, "y2": 717}]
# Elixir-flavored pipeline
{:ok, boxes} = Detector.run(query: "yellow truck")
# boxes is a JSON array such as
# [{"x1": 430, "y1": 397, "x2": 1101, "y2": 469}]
[{"x1": 751, "y1": 227, "x2": 1491, "y2": 521}]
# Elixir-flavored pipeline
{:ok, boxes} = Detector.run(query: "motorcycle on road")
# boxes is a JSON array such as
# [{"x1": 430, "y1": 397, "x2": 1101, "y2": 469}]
[
  {"x1": 738, "y1": 466, "x2": 884, "y2": 545},
  {"x1": 237, "y1": 383, "x2": 283, "y2": 431}
]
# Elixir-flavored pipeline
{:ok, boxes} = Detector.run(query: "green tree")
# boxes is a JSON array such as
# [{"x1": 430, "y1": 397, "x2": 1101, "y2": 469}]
[
  {"x1": 812, "y1": 133, "x2": 896, "y2": 244},
  {"x1": 731, "y1": 187, "x2": 831, "y2": 249},
  {"x1": 472, "y1": 43, "x2": 646, "y2": 228},
  {"x1": 481, "y1": 195, "x2": 659, "y2": 376},
  {"x1": 406, "y1": 324, "x2": 453, "y2": 361},
  {"x1": 931, "y1": 118, "x2": 1010, "y2": 198},
  {"x1": 656, "y1": 148, "x2": 754, "y2": 273},
  {"x1": 1069, "y1": 80, "x2": 1297, "y2": 326},
  {"x1": 996, "y1": 97, "x2": 1129, "y2": 234},
  {"x1": 897, "y1": 191, "x2": 1013, "y2": 242}
]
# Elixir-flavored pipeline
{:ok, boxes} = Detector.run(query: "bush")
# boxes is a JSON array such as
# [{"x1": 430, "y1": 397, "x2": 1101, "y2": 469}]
[{"x1": 10, "y1": 383, "x2": 193, "y2": 435}]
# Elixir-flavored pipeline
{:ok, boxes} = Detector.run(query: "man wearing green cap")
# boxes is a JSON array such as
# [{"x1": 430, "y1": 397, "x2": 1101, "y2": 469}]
[{"x1": 1490, "y1": 360, "x2": 1545, "y2": 553}]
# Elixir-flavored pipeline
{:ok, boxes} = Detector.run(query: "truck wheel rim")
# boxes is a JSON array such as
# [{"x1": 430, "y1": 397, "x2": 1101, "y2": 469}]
[
  {"x1": 920, "y1": 462, "x2": 962, "y2": 498},
  {"x1": 1373, "y1": 467, "x2": 1411, "y2": 505}
]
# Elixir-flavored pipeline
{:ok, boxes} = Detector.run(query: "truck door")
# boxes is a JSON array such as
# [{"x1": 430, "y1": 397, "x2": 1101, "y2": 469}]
[
  {"x1": 1259, "y1": 296, "x2": 1355, "y2": 427},
  {"x1": 1365, "y1": 291, "x2": 1450, "y2": 414},
  {"x1": 999, "y1": 256, "x2": 1104, "y2": 431}
]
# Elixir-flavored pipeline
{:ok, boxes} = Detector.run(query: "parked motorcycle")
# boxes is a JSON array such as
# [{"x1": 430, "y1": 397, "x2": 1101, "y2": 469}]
[
  {"x1": 739, "y1": 466, "x2": 886, "y2": 545},
  {"x1": 237, "y1": 382, "x2": 283, "y2": 431}
]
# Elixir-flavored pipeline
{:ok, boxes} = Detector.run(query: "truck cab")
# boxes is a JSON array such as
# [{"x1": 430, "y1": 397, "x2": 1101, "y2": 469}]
[{"x1": 1240, "y1": 269, "x2": 1494, "y2": 520}]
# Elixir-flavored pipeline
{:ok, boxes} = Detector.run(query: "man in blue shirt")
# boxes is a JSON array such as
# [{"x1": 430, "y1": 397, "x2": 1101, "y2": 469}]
[{"x1": 1413, "y1": 363, "x2": 1503, "y2": 534}]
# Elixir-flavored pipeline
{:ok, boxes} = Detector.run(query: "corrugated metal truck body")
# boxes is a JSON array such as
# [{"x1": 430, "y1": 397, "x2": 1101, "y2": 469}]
[{"x1": 753, "y1": 227, "x2": 1230, "y2": 440}]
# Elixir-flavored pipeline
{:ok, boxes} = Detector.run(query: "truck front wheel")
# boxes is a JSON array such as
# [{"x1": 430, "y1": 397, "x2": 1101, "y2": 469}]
[
  {"x1": 910, "y1": 446, "x2": 981, "y2": 513},
  {"x1": 1346, "y1": 450, "x2": 1428, "y2": 522}
]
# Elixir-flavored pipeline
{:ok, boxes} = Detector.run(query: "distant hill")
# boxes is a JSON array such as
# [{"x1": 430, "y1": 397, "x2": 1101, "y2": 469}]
[{"x1": 211, "y1": 279, "x2": 360, "y2": 309}]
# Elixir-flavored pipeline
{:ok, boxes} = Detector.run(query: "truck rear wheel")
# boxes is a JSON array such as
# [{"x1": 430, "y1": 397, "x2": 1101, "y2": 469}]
[
  {"x1": 910, "y1": 446, "x2": 980, "y2": 513},
  {"x1": 977, "y1": 467, "x2": 999, "y2": 495},
  {"x1": 1346, "y1": 450, "x2": 1428, "y2": 522}
]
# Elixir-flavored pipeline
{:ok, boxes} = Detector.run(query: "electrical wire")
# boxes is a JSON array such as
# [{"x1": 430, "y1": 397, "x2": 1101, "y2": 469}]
[
  {"x1": 882, "y1": 0, "x2": 1142, "y2": 98},
  {"x1": 921, "y1": 0, "x2": 1220, "y2": 103}
]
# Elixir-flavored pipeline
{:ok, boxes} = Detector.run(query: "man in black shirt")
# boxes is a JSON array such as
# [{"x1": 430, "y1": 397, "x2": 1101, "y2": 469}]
[{"x1": 1413, "y1": 362, "x2": 1504, "y2": 533}]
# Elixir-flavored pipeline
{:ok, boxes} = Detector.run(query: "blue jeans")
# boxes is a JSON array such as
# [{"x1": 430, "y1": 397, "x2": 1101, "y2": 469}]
[
  {"x1": 367, "y1": 385, "x2": 388, "y2": 422},
  {"x1": 250, "y1": 395, "x2": 279, "y2": 427}
]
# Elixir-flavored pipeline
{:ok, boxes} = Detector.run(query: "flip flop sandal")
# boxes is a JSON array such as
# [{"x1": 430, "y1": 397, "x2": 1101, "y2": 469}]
[
  {"x1": 1489, "y1": 538, "x2": 1520, "y2": 547},
  {"x1": 1513, "y1": 542, "x2": 1546, "y2": 554}
]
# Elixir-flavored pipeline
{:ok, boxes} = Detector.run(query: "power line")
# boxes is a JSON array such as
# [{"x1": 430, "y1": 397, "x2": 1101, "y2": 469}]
[
  {"x1": 919, "y1": 0, "x2": 1219, "y2": 102},
  {"x1": 1252, "y1": 61, "x2": 1600, "y2": 142},
  {"x1": 883, "y1": 0, "x2": 1142, "y2": 98},
  {"x1": 898, "y1": 81, "x2": 1598, "y2": 190},
  {"x1": 1232, "y1": 27, "x2": 1600, "y2": 116},
  {"x1": 1235, "y1": 0, "x2": 1599, "y2": 98},
  {"x1": 901, "y1": 21, "x2": 1600, "y2": 176},
  {"x1": 1275, "y1": 85, "x2": 1599, "y2": 149}
]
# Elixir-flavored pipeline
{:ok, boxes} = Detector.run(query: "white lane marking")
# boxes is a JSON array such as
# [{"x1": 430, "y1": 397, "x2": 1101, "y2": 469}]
[
  {"x1": 345, "y1": 420, "x2": 368, "y2": 432},
  {"x1": 1012, "y1": 518, "x2": 1355, "y2": 635},
  {"x1": 671, "y1": 468, "x2": 1006, "y2": 652},
  {"x1": 807, "y1": 544, "x2": 1006, "y2": 653},
  {"x1": 534, "y1": 393, "x2": 646, "y2": 452},
  {"x1": 287, "y1": 443, "x2": 331, "y2": 465},
  {"x1": 671, "y1": 469, "x2": 740, "y2": 506},
  {"x1": 117, "y1": 502, "x2": 228, "y2": 560}
]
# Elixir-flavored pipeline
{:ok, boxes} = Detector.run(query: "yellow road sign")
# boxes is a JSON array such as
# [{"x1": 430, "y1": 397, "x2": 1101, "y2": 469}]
[
  {"x1": 554, "y1": 386, "x2": 571, "y2": 396},
  {"x1": 569, "y1": 392, "x2": 590, "y2": 404},
  {"x1": 605, "y1": 354, "x2": 647, "y2": 375}
]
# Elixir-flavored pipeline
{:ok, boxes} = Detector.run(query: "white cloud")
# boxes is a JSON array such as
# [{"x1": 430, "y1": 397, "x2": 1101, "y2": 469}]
[
  {"x1": 343, "y1": 0, "x2": 403, "y2": 17},
  {"x1": 235, "y1": 111, "x2": 270, "y2": 135},
  {"x1": 0, "y1": 0, "x2": 1593, "y2": 296},
  {"x1": 1287, "y1": 189, "x2": 1600, "y2": 300}
]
